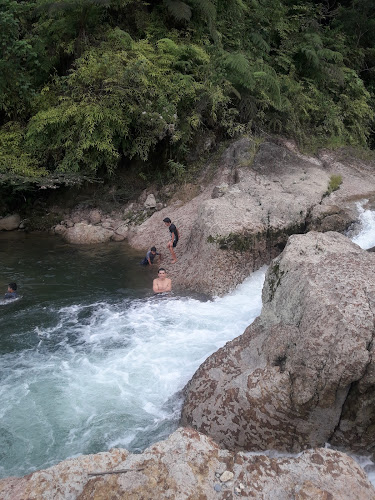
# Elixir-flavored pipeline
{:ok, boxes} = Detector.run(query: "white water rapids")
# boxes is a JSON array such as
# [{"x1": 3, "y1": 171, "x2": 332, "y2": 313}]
[
  {"x1": 0, "y1": 266, "x2": 265, "y2": 477},
  {"x1": 0, "y1": 200, "x2": 374, "y2": 485}
]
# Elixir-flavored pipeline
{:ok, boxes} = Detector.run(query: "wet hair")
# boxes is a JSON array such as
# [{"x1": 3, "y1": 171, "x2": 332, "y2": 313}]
[
  {"x1": 163, "y1": 217, "x2": 171, "y2": 223},
  {"x1": 151, "y1": 246, "x2": 156, "y2": 252},
  {"x1": 9, "y1": 282, "x2": 17, "y2": 291},
  {"x1": 158, "y1": 268, "x2": 166, "y2": 274}
]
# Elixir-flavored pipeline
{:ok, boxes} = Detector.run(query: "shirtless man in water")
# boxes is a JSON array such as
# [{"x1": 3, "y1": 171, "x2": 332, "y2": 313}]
[{"x1": 153, "y1": 268, "x2": 172, "y2": 293}]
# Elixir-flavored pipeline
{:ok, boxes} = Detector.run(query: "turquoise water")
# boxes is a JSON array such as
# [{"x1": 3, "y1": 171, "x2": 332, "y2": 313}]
[{"x1": 0, "y1": 232, "x2": 265, "y2": 478}]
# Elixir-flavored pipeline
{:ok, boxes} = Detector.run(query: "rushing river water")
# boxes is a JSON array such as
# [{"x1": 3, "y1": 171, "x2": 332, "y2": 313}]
[
  {"x1": 0, "y1": 232, "x2": 265, "y2": 478},
  {"x1": 0, "y1": 201, "x2": 374, "y2": 482}
]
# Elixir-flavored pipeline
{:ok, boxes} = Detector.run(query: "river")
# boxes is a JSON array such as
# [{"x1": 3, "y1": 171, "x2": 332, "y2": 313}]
[
  {"x1": 0, "y1": 201, "x2": 374, "y2": 482},
  {"x1": 0, "y1": 232, "x2": 265, "y2": 478}
]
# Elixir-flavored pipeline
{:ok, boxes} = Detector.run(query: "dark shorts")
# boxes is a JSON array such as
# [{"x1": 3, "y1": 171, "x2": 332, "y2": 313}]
[{"x1": 173, "y1": 240, "x2": 178, "y2": 248}]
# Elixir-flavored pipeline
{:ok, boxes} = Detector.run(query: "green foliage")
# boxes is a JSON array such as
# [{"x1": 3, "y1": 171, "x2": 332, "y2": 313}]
[
  {"x1": 25, "y1": 33, "x2": 234, "y2": 175},
  {"x1": 0, "y1": 122, "x2": 46, "y2": 180},
  {"x1": 0, "y1": 0, "x2": 375, "y2": 190},
  {"x1": 167, "y1": 159, "x2": 186, "y2": 180},
  {"x1": 0, "y1": 0, "x2": 40, "y2": 118},
  {"x1": 325, "y1": 174, "x2": 343, "y2": 196}
]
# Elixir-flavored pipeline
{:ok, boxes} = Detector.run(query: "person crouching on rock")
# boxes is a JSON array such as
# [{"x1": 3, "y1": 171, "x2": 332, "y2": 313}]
[
  {"x1": 141, "y1": 246, "x2": 161, "y2": 266},
  {"x1": 163, "y1": 217, "x2": 179, "y2": 264},
  {"x1": 153, "y1": 268, "x2": 172, "y2": 293}
]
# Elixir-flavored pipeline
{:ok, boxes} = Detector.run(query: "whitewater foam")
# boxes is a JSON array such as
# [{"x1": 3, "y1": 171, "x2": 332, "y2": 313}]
[{"x1": 0, "y1": 267, "x2": 266, "y2": 477}]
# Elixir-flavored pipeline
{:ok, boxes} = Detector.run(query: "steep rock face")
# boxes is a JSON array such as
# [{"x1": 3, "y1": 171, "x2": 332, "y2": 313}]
[
  {"x1": 1, "y1": 428, "x2": 374, "y2": 500},
  {"x1": 127, "y1": 138, "x2": 375, "y2": 295},
  {"x1": 181, "y1": 232, "x2": 375, "y2": 453}
]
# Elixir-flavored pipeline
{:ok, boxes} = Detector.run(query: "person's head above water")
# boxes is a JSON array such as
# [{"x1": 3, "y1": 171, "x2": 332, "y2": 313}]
[
  {"x1": 8, "y1": 282, "x2": 17, "y2": 292},
  {"x1": 158, "y1": 268, "x2": 166, "y2": 276}
]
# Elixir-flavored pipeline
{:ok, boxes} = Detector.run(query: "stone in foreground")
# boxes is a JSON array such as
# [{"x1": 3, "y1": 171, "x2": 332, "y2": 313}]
[{"x1": 0, "y1": 428, "x2": 374, "y2": 500}]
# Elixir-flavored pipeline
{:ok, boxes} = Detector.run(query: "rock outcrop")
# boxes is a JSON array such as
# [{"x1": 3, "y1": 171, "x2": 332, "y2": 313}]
[
  {"x1": 127, "y1": 138, "x2": 375, "y2": 295},
  {"x1": 1, "y1": 428, "x2": 374, "y2": 500},
  {"x1": 63, "y1": 223, "x2": 113, "y2": 244},
  {"x1": 181, "y1": 231, "x2": 375, "y2": 454},
  {"x1": 0, "y1": 214, "x2": 21, "y2": 231}
]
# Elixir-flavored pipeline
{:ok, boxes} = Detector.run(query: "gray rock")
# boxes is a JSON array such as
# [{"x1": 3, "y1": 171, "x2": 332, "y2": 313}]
[
  {"x1": 211, "y1": 183, "x2": 229, "y2": 199},
  {"x1": 144, "y1": 194, "x2": 157, "y2": 209},
  {"x1": 127, "y1": 137, "x2": 375, "y2": 296},
  {"x1": 114, "y1": 224, "x2": 129, "y2": 238},
  {"x1": 88, "y1": 209, "x2": 102, "y2": 225},
  {"x1": 64, "y1": 223, "x2": 113, "y2": 244},
  {"x1": 219, "y1": 471, "x2": 234, "y2": 482},
  {"x1": 181, "y1": 232, "x2": 375, "y2": 454},
  {"x1": 54, "y1": 224, "x2": 67, "y2": 235},
  {"x1": 111, "y1": 233, "x2": 126, "y2": 242},
  {"x1": 0, "y1": 428, "x2": 373, "y2": 500},
  {"x1": 0, "y1": 214, "x2": 21, "y2": 231}
]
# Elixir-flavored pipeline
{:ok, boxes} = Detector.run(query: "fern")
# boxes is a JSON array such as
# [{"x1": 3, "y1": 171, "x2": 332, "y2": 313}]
[
  {"x1": 251, "y1": 33, "x2": 270, "y2": 54},
  {"x1": 167, "y1": 159, "x2": 186, "y2": 180}
]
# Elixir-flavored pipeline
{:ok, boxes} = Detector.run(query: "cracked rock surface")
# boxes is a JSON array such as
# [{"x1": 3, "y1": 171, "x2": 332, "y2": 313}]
[
  {"x1": 1, "y1": 428, "x2": 374, "y2": 499},
  {"x1": 181, "y1": 231, "x2": 375, "y2": 454}
]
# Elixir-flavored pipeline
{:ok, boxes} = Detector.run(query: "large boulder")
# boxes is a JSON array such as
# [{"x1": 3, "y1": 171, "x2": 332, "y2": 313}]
[
  {"x1": 181, "y1": 232, "x2": 375, "y2": 454},
  {"x1": 0, "y1": 428, "x2": 374, "y2": 500},
  {"x1": 127, "y1": 138, "x2": 375, "y2": 295},
  {"x1": 64, "y1": 223, "x2": 113, "y2": 244},
  {"x1": 0, "y1": 214, "x2": 21, "y2": 231}
]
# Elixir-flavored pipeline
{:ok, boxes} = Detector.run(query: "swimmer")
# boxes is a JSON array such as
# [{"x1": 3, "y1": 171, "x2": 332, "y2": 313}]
[
  {"x1": 4, "y1": 282, "x2": 18, "y2": 300},
  {"x1": 153, "y1": 268, "x2": 172, "y2": 293}
]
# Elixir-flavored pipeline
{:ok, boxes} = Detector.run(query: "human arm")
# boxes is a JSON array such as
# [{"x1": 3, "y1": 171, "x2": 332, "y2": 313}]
[
  {"x1": 165, "y1": 278, "x2": 172, "y2": 292},
  {"x1": 153, "y1": 279, "x2": 159, "y2": 293}
]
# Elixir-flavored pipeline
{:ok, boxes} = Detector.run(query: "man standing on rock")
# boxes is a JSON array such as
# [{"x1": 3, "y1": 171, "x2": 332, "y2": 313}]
[{"x1": 163, "y1": 217, "x2": 179, "y2": 264}]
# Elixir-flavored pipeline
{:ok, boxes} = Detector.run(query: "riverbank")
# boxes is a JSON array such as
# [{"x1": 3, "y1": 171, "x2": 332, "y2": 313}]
[{"x1": 3, "y1": 137, "x2": 375, "y2": 296}]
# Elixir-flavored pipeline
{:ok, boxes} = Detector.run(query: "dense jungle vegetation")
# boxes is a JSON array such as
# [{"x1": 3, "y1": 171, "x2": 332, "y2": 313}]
[{"x1": 0, "y1": 0, "x2": 374, "y2": 193}]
